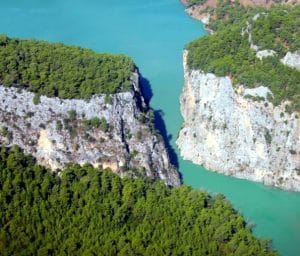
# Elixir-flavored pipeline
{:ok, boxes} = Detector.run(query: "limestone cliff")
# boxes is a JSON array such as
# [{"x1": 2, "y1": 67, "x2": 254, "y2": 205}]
[
  {"x1": 0, "y1": 72, "x2": 180, "y2": 186},
  {"x1": 177, "y1": 51, "x2": 300, "y2": 191}
]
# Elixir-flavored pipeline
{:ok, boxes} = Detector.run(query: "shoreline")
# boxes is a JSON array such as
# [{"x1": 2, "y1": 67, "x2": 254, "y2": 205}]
[{"x1": 179, "y1": 0, "x2": 215, "y2": 34}]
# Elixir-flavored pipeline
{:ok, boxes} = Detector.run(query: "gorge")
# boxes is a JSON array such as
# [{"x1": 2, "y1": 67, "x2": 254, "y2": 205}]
[{"x1": 0, "y1": 1, "x2": 300, "y2": 255}]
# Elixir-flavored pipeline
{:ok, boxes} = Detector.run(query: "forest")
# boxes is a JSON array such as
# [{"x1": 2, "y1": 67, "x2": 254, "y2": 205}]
[
  {"x1": 0, "y1": 146, "x2": 277, "y2": 255},
  {"x1": 186, "y1": 4, "x2": 300, "y2": 111},
  {"x1": 0, "y1": 35, "x2": 135, "y2": 99}
]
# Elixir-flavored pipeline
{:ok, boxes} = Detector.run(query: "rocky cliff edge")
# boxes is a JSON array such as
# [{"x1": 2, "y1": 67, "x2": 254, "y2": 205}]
[
  {"x1": 177, "y1": 51, "x2": 300, "y2": 191},
  {"x1": 0, "y1": 72, "x2": 180, "y2": 186}
]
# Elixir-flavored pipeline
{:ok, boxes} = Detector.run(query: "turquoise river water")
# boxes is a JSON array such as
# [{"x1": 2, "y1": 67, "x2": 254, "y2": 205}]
[{"x1": 1, "y1": 0, "x2": 300, "y2": 255}]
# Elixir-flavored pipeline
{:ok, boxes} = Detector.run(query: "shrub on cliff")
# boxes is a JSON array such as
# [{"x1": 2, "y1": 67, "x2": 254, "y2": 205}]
[{"x1": 185, "y1": 0, "x2": 206, "y2": 7}]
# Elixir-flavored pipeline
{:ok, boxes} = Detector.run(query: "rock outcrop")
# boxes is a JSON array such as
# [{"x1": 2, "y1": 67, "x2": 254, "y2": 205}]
[
  {"x1": 177, "y1": 51, "x2": 300, "y2": 191},
  {"x1": 0, "y1": 72, "x2": 180, "y2": 186},
  {"x1": 281, "y1": 51, "x2": 300, "y2": 70}
]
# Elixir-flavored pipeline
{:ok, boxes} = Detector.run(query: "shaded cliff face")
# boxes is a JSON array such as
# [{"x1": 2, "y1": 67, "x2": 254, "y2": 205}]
[
  {"x1": 177, "y1": 51, "x2": 300, "y2": 191},
  {"x1": 0, "y1": 73, "x2": 180, "y2": 186}
]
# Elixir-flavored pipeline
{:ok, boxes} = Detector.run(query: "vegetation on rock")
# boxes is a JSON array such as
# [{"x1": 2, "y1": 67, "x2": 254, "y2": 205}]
[
  {"x1": 0, "y1": 35, "x2": 135, "y2": 99},
  {"x1": 186, "y1": 4, "x2": 300, "y2": 111},
  {"x1": 185, "y1": 0, "x2": 206, "y2": 7}
]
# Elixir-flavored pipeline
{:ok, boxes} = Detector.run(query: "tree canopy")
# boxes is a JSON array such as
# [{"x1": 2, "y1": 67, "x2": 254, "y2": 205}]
[
  {"x1": 0, "y1": 146, "x2": 277, "y2": 255},
  {"x1": 0, "y1": 35, "x2": 135, "y2": 99},
  {"x1": 186, "y1": 5, "x2": 300, "y2": 111}
]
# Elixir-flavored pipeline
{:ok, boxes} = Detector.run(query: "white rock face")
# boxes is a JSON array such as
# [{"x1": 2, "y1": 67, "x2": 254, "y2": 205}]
[
  {"x1": 243, "y1": 86, "x2": 272, "y2": 99},
  {"x1": 199, "y1": 13, "x2": 210, "y2": 25},
  {"x1": 0, "y1": 74, "x2": 180, "y2": 186},
  {"x1": 281, "y1": 52, "x2": 300, "y2": 70},
  {"x1": 177, "y1": 51, "x2": 300, "y2": 191},
  {"x1": 256, "y1": 49, "x2": 276, "y2": 60}
]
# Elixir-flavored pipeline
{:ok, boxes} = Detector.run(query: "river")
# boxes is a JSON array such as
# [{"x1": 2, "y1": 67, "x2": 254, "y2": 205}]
[{"x1": 1, "y1": 0, "x2": 300, "y2": 255}]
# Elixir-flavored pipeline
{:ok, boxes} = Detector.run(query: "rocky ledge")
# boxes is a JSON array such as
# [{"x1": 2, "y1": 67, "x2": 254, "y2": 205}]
[
  {"x1": 177, "y1": 51, "x2": 300, "y2": 191},
  {"x1": 0, "y1": 73, "x2": 180, "y2": 186}
]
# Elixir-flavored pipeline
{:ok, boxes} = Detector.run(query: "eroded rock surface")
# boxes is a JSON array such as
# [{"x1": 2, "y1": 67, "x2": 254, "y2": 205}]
[
  {"x1": 281, "y1": 52, "x2": 300, "y2": 70},
  {"x1": 177, "y1": 51, "x2": 300, "y2": 191},
  {"x1": 0, "y1": 73, "x2": 180, "y2": 186}
]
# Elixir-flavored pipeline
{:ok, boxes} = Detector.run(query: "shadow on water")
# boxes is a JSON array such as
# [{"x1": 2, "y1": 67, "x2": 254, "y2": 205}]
[
  {"x1": 139, "y1": 75, "x2": 153, "y2": 105},
  {"x1": 154, "y1": 109, "x2": 179, "y2": 170},
  {"x1": 139, "y1": 73, "x2": 179, "y2": 170}
]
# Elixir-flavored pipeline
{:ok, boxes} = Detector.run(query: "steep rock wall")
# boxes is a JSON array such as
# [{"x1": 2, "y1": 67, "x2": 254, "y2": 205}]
[
  {"x1": 0, "y1": 73, "x2": 180, "y2": 186},
  {"x1": 177, "y1": 51, "x2": 300, "y2": 191}
]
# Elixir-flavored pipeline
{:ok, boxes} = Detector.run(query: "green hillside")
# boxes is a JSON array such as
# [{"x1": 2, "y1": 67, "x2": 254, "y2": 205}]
[
  {"x1": 187, "y1": 5, "x2": 300, "y2": 111},
  {"x1": 0, "y1": 146, "x2": 276, "y2": 256},
  {"x1": 0, "y1": 35, "x2": 135, "y2": 99}
]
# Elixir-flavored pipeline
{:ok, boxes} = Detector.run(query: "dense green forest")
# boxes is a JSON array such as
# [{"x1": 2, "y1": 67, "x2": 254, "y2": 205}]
[
  {"x1": 186, "y1": 5, "x2": 300, "y2": 111},
  {"x1": 0, "y1": 35, "x2": 135, "y2": 99},
  {"x1": 0, "y1": 146, "x2": 276, "y2": 255}
]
